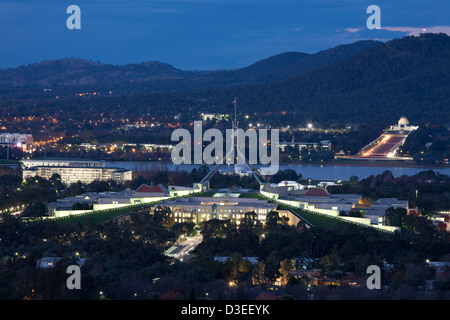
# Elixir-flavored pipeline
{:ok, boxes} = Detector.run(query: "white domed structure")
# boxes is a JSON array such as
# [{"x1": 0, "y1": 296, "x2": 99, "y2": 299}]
[
  {"x1": 398, "y1": 117, "x2": 409, "y2": 126},
  {"x1": 389, "y1": 116, "x2": 418, "y2": 132}
]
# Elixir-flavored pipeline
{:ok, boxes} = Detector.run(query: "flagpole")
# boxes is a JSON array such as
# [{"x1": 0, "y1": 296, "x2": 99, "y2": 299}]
[
  {"x1": 234, "y1": 97, "x2": 237, "y2": 129},
  {"x1": 233, "y1": 98, "x2": 237, "y2": 166}
]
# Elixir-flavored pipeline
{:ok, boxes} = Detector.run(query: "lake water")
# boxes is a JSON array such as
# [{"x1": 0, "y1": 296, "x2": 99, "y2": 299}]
[{"x1": 106, "y1": 161, "x2": 450, "y2": 181}]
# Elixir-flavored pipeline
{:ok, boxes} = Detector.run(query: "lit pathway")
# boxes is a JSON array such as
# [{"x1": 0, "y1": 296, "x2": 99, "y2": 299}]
[{"x1": 165, "y1": 234, "x2": 203, "y2": 260}]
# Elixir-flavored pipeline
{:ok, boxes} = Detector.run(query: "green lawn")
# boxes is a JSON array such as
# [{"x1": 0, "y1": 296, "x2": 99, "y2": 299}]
[
  {"x1": 194, "y1": 191, "x2": 217, "y2": 197},
  {"x1": 49, "y1": 199, "x2": 174, "y2": 225},
  {"x1": 53, "y1": 210, "x2": 127, "y2": 225},
  {"x1": 44, "y1": 191, "x2": 207, "y2": 225},
  {"x1": 31, "y1": 188, "x2": 379, "y2": 231},
  {"x1": 237, "y1": 192, "x2": 343, "y2": 229},
  {"x1": 51, "y1": 204, "x2": 147, "y2": 225},
  {"x1": 258, "y1": 193, "x2": 378, "y2": 230},
  {"x1": 273, "y1": 200, "x2": 393, "y2": 233},
  {"x1": 238, "y1": 192, "x2": 266, "y2": 199},
  {"x1": 273, "y1": 201, "x2": 341, "y2": 229}
]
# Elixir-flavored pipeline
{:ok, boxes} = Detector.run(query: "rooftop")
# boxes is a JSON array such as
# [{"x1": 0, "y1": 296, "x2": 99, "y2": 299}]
[
  {"x1": 160, "y1": 196, "x2": 276, "y2": 209},
  {"x1": 21, "y1": 158, "x2": 105, "y2": 162},
  {"x1": 24, "y1": 165, "x2": 130, "y2": 171},
  {"x1": 303, "y1": 187, "x2": 330, "y2": 197},
  {"x1": 135, "y1": 184, "x2": 167, "y2": 194}
]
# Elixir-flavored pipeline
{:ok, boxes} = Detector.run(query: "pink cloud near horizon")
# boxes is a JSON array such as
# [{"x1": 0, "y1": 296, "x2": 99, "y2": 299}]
[
  {"x1": 382, "y1": 26, "x2": 450, "y2": 36},
  {"x1": 345, "y1": 26, "x2": 450, "y2": 36}
]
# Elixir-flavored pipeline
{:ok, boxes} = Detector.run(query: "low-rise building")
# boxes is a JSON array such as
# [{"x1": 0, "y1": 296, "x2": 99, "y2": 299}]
[
  {"x1": 365, "y1": 198, "x2": 409, "y2": 225},
  {"x1": 36, "y1": 257, "x2": 87, "y2": 269},
  {"x1": 270, "y1": 181, "x2": 306, "y2": 191},
  {"x1": 168, "y1": 185, "x2": 199, "y2": 197},
  {"x1": 261, "y1": 185, "x2": 361, "y2": 214},
  {"x1": 46, "y1": 184, "x2": 172, "y2": 217},
  {"x1": 46, "y1": 192, "x2": 98, "y2": 216},
  {"x1": 21, "y1": 158, "x2": 105, "y2": 169},
  {"x1": 22, "y1": 165, "x2": 132, "y2": 185},
  {"x1": 122, "y1": 143, "x2": 174, "y2": 152},
  {"x1": 157, "y1": 196, "x2": 278, "y2": 225},
  {"x1": 260, "y1": 184, "x2": 402, "y2": 232},
  {"x1": 279, "y1": 140, "x2": 331, "y2": 152},
  {"x1": 201, "y1": 113, "x2": 227, "y2": 122}
]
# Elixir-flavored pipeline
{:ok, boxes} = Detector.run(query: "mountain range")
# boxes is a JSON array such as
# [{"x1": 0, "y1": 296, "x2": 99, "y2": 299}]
[
  {"x1": 2, "y1": 33, "x2": 450, "y2": 125},
  {"x1": 0, "y1": 39, "x2": 381, "y2": 92}
]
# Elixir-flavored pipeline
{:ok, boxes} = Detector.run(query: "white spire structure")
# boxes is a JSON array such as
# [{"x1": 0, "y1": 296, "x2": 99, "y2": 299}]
[
  {"x1": 198, "y1": 98, "x2": 266, "y2": 188},
  {"x1": 232, "y1": 97, "x2": 237, "y2": 130}
]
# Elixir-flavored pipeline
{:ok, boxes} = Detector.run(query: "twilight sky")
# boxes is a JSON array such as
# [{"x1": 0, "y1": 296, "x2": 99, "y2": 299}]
[{"x1": 1, "y1": 0, "x2": 449, "y2": 70}]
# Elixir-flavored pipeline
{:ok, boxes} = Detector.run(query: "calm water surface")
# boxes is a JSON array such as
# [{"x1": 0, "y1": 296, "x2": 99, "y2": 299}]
[{"x1": 106, "y1": 162, "x2": 450, "y2": 181}]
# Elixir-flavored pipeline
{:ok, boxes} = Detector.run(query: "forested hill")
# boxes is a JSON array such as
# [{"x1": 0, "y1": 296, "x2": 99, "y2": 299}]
[
  {"x1": 2, "y1": 34, "x2": 449, "y2": 126},
  {"x1": 0, "y1": 58, "x2": 191, "y2": 87},
  {"x1": 0, "y1": 40, "x2": 380, "y2": 93},
  {"x1": 190, "y1": 40, "x2": 381, "y2": 88},
  {"x1": 188, "y1": 33, "x2": 450, "y2": 125}
]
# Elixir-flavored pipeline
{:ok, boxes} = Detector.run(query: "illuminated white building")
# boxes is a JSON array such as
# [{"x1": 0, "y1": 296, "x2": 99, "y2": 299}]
[
  {"x1": 22, "y1": 165, "x2": 132, "y2": 185},
  {"x1": 201, "y1": 113, "x2": 227, "y2": 122},
  {"x1": 389, "y1": 117, "x2": 419, "y2": 133},
  {"x1": 158, "y1": 196, "x2": 278, "y2": 225},
  {"x1": 279, "y1": 140, "x2": 331, "y2": 152},
  {"x1": 21, "y1": 158, "x2": 105, "y2": 169}
]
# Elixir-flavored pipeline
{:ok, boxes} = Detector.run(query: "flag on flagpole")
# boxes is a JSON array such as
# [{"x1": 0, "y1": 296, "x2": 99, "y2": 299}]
[{"x1": 231, "y1": 98, "x2": 237, "y2": 129}]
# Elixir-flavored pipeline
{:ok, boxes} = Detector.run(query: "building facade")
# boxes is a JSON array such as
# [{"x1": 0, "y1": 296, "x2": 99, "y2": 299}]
[
  {"x1": 365, "y1": 198, "x2": 409, "y2": 225},
  {"x1": 389, "y1": 117, "x2": 419, "y2": 133},
  {"x1": 23, "y1": 166, "x2": 132, "y2": 185},
  {"x1": 279, "y1": 140, "x2": 331, "y2": 152},
  {"x1": 157, "y1": 196, "x2": 278, "y2": 225},
  {"x1": 21, "y1": 158, "x2": 105, "y2": 169}
]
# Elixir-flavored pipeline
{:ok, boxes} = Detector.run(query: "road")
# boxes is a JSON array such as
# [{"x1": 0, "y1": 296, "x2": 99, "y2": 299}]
[
  {"x1": 165, "y1": 234, "x2": 203, "y2": 260},
  {"x1": 361, "y1": 133, "x2": 407, "y2": 157}
]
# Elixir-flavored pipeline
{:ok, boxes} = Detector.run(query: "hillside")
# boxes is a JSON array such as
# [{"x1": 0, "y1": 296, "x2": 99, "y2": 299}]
[
  {"x1": 187, "y1": 33, "x2": 450, "y2": 125},
  {"x1": 2, "y1": 34, "x2": 449, "y2": 126},
  {"x1": 223, "y1": 39, "x2": 382, "y2": 85},
  {"x1": 0, "y1": 58, "x2": 190, "y2": 87},
  {"x1": 0, "y1": 40, "x2": 380, "y2": 94}
]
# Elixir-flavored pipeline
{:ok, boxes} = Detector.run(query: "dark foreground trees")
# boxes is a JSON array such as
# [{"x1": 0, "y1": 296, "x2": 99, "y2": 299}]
[{"x1": 0, "y1": 199, "x2": 449, "y2": 300}]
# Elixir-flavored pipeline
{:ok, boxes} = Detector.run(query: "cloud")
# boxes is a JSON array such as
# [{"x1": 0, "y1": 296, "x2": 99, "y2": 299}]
[
  {"x1": 343, "y1": 25, "x2": 450, "y2": 36},
  {"x1": 381, "y1": 26, "x2": 450, "y2": 36},
  {"x1": 344, "y1": 27, "x2": 363, "y2": 33}
]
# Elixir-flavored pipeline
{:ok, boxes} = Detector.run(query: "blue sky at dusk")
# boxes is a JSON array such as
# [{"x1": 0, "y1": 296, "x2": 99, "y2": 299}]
[{"x1": 1, "y1": 0, "x2": 449, "y2": 70}]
